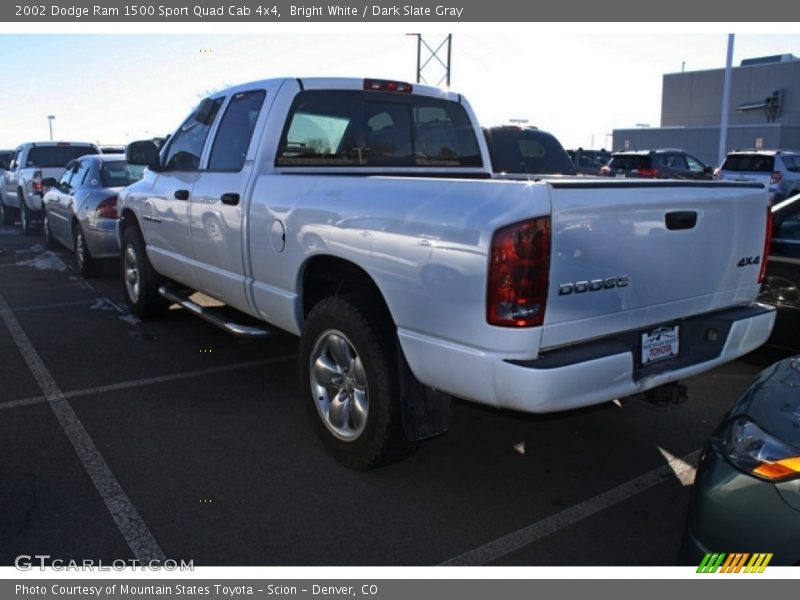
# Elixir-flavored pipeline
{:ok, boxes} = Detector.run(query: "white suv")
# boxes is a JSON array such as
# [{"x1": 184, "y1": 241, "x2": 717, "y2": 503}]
[{"x1": 716, "y1": 149, "x2": 800, "y2": 204}]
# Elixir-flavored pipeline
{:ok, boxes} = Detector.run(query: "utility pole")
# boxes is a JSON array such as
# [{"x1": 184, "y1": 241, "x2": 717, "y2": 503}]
[
  {"x1": 718, "y1": 34, "x2": 735, "y2": 165},
  {"x1": 407, "y1": 34, "x2": 452, "y2": 87}
]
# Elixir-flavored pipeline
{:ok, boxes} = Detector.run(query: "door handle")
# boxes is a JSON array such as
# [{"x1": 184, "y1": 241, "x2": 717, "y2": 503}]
[
  {"x1": 174, "y1": 189, "x2": 190, "y2": 200},
  {"x1": 665, "y1": 211, "x2": 697, "y2": 230},
  {"x1": 220, "y1": 192, "x2": 240, "y2": 206},
  {"x1": 416, "y1": 239, "x2": 431, "y2": 246}
]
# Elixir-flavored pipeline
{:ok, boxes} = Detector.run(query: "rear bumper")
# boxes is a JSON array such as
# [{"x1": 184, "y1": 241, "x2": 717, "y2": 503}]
[{"x1": 399, "y1": 303, "x2": 775, "y2": 413}]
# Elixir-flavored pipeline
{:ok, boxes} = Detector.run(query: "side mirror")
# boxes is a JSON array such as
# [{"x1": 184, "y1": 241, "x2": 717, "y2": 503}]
[
  {"x1": 126, "y1": 140, "x2": 161, "y2": 170},
  {"x1": 193, "y1": 98, "x2": 218, "y2": 126},
  {"x1": 42, "y1": 177, "x2": 58, "y2": 188}
]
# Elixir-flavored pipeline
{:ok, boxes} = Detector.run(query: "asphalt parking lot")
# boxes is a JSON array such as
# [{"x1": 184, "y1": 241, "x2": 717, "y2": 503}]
[{"x1": 0, "y1": 220, "x2": 793, "y2": 567}]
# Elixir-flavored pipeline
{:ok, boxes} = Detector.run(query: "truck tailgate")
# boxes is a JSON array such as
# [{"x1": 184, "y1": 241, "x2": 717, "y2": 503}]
[{"x1": 542, "y1": 181, "x2": 768, "y2": 350}]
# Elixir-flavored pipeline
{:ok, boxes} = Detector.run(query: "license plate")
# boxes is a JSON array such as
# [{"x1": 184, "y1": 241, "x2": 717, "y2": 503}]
[{"x1": 641, "y1": 326, "x2": 679, "y2": 365}]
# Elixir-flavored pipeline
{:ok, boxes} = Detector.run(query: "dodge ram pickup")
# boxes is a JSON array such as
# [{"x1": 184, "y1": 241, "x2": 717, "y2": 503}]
[{"x1": 118, "y1": 77, "x2": 776, "y2": 468}]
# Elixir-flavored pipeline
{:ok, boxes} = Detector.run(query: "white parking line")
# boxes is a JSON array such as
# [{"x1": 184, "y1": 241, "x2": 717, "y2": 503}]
[
  {"x1": 0, "y1": 355, "x2": 297, "y2": 412},
  {"x1": 0, "y1": 291, "x2": 165, "y2": 563},
  {"x1": 441, "y1": 450, "x2": 699, "y2": 566}
]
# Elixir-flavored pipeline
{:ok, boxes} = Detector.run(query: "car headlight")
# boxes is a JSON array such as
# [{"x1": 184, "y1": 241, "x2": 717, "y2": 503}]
[{"x1": 722, "y1": 417, "x2": 800, "y2": 481}]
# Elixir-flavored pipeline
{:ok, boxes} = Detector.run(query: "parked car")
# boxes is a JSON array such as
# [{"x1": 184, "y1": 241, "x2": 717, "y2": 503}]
[
  {"x1": 567, "y1": 148, "x2": 611, "y2": 175},
  {"x1": 758, "y1": 192, "x2": 800, "y2": 348},
  {"x1": 602, "y1": 149, "x2": 713, "y2": 180},
  {"x1": 483, "y1": 126, "x2": 576, "y2": 177},
  {"x1": 118, "y1": 76, "x2": 774, "y2": 469},
  {"x1": 41, "y1": 154, "x2": 145, "y2": 276},
  {"x1": 715, "y1": 149, "x2": 800, "y2": 204},
  {"x1": 681, "y1": 355, "x2": 800, "y2": 566},
  {"x1": 0, "y1": 141, "x2": 99, "y2": 234}
]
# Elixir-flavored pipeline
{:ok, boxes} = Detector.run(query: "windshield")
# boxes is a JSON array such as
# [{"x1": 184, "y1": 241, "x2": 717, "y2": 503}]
[
  {"x1": 721, "y1": 154, "x2": 775, "y2": 172},
  {"x1": 100, "y1": 162, "x2": 146, "y2": 187}
]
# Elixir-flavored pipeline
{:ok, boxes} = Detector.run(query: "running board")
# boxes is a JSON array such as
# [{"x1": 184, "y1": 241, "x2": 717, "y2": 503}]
[{"x1": 158, "y1": 284, "x2": 277, "y2": 338}]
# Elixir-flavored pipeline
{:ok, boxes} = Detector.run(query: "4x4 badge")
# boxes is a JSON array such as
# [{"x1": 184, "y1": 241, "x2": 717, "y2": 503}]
[{"x1": 737, "y1": 256, "x2": 761, "y2": 267}]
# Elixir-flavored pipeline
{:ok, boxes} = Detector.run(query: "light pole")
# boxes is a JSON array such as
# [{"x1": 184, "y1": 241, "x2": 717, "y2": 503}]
[{"x1": 47, "y1": 115, "x2": 55, "y2": 141}]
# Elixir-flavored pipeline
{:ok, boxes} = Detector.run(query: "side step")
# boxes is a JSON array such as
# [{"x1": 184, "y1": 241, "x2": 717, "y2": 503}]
[{"x1": 158, "y1": 284, "x2": 278, "y2": 338}]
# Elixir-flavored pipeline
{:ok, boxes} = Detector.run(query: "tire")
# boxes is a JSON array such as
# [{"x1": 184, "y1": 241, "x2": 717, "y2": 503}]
[
  {"x1": 42, "y1": 210, "x2": 57, "y2": 249},
  {"x1": 20, "y1": 195, "x2": 37, "y2": 236},
  {"x1": 120, "y1": 225, "x2": 168, "y2": 317},
  {"x1": 0, "y1": 196, "x2": 14, "y2": 226},
  {"x1": 73, "y1": 225, "x2": 99, "y2": 277},
  {"x1": 299, "y1": 295, "x2": 414, "y2": 469}
]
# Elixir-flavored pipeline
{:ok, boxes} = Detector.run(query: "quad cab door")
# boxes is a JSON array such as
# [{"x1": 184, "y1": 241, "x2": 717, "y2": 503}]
[
  {"x1": 139, "y1": 98, "x2": 223, "y2": 286},
  {"x1": 189, "y1": 88, "x2": 270, "y2": 313}
]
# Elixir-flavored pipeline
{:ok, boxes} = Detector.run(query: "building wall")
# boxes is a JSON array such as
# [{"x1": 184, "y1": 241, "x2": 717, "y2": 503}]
[{"x1": 660, "y1": 60, "x2": 800, "y2": 127}]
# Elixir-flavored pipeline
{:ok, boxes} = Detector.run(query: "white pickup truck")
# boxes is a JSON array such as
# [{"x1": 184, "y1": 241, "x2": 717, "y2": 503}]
[
  {"x1": 1, "y1": 141, "x2": 100, "y2": 234},
  {"x1": 118, "y1": 77, "x2": 775, "y2": 468}
]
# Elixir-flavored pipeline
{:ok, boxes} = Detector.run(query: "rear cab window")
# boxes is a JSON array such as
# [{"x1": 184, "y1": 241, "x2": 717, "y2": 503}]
[
  {"x1": 26, "y1": 145, "x2": 97, "y2": 168},
  {"x1": 275, "y1": 90, "x2": 482, "y2": 169}
]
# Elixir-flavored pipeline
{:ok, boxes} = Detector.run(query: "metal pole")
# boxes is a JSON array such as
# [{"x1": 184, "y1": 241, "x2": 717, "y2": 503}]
[
  {"x1": 718, "y1": 34, "x2": 734, "y2": 166},
  {"x1": 446, "y1": 34, "x2": 452, "y2": 87},
  {"x1": 416, "y1": 35, "x2": 422, "y2": 84}
]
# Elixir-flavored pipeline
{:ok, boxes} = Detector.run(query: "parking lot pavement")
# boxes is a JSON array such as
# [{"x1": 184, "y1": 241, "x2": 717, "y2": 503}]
[{"x1": 0, "y1": 223, "x2": 792, "y2": 566}]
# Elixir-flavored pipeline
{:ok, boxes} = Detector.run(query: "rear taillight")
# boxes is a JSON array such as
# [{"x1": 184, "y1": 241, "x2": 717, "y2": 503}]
[
  {"x1": 599, "y1": 165, "x2": 611, "y2": 175},
  {"x1": 771, "y1": 171, "x2": 782, "y2": 185},
  {"x1": 759, "y1": 207, "x2": 773, "y2": 284},
  {"x1": 487, "y1": 217, "x2": 551, "y2": 327},
  {"x1": 32, "y1": 170, "x2": 42, "y2": 194},
  {"x1": 96, "y1": 196, "x2": 118, "y2": 220},
  {"x1": 637, "y1": 168, "x2": 660, "y2": 178}
]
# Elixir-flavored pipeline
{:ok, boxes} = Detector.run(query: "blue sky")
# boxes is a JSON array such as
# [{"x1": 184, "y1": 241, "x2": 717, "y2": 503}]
[{"x1": 0, "y1": 32, "x2": 797, "y2": 150}]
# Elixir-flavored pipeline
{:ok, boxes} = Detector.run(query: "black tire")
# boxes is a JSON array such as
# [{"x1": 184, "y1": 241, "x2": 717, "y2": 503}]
[
  {"x1": 0, "y1": 197, "x2": 15, "y2": 226},
  {"x1": 299, "y1": 295, "x2": 415, "y2": 469},
  {"x1": 20, "y1": 195, "x2": 37, "y2": 236},
  {"x1": 73, "y1": 225, "x2": 99, "y2": 277},
  {"x1": 120, "y1": 225, "x2": 168, "y2": 317},
  {"x1": 42, "y1": 210, "x2": 57, "y2": 249}
]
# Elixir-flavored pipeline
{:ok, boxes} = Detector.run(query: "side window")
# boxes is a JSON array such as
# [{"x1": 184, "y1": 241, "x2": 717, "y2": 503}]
[
  {"x1": 685, "y1": 154, "x2": 706, "y2": 173},
  {"x1": 163, "y1": 98, "x2": 223, "y2": 171},
  {"x1": 58, "y1": 161, "x2": 79, "y2": 188},
  {"x1": 208, "y1": 90, "x2": 266, "y2": 171},
  {"x1": 776, "y1": 212, "x2": 800, "y2": 240},
  {"x1": 9, "y1": 149, "x2": 21, "y2": 170},
  {"x1": 783, "y1": 156, "x2": 800, "y2": 173},
  {"x1": 72, "y1": 160, "x2": 92, "y2": 188},
  {"x1": 660, "y1": 153, "x2": 688, "y2": 170}
]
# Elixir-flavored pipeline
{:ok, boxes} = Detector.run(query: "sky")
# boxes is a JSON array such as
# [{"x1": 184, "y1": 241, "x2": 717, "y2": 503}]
[{"x1": 0, "y1": 31, "x2": 798, "y2": 150}]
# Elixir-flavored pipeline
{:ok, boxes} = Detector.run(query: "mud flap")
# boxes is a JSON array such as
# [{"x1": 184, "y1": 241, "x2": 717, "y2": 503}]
[{"x1": 396, "y1": 342, "x2": 451, "y2": 441}]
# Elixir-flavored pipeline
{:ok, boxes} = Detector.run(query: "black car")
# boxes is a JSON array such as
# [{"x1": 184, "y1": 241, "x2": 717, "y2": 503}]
[
  {"x1": 483, "y1": 126, "x2": 576, "y2": 177},
  {"x1": 602, "y1": 149, "x2": 714, "y2": 180},
  {"x1": 759, "y1": 193, "x2": 800, "y2": 348}
]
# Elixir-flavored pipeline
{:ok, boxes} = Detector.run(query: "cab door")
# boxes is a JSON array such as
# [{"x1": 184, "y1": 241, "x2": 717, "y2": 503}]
[
  {"x1": 189, "y1": 89, "x2": 268, "y2": 313},
  {"x1": 139, "y1": 98, "x2": 223, "y2": 285}
]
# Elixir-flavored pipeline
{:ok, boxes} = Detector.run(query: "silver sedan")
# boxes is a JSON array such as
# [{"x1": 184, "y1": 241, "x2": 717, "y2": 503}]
[{"x1": 42, "y1": 154, "x2": 144, "y2": 276}]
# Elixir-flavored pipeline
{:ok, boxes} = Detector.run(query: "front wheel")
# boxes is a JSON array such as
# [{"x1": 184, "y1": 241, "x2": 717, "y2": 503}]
[
  {"x1": 120, "y1": 225, "x2": 168, "y2": 317},
  {"x1": 299, "y1": 296, "x2": 414, "y2": 469}
]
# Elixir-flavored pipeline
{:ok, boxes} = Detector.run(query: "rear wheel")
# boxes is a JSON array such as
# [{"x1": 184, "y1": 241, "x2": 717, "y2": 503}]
[
  {"x1": 73, "y1": 225, "x2": 99, "y2": 277},
  {"x1": 120, "y1": 225, "x2": 167, "y2": 317},
  {"x1": 0, "y1": 197, "x2": 15, "y2": 226},
  {"x1": 299, "y1": 295, "x2": 414, "y2": 469},
  {"x1": 20, "y1": 196, "x2": 37, "y2": 236}
]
